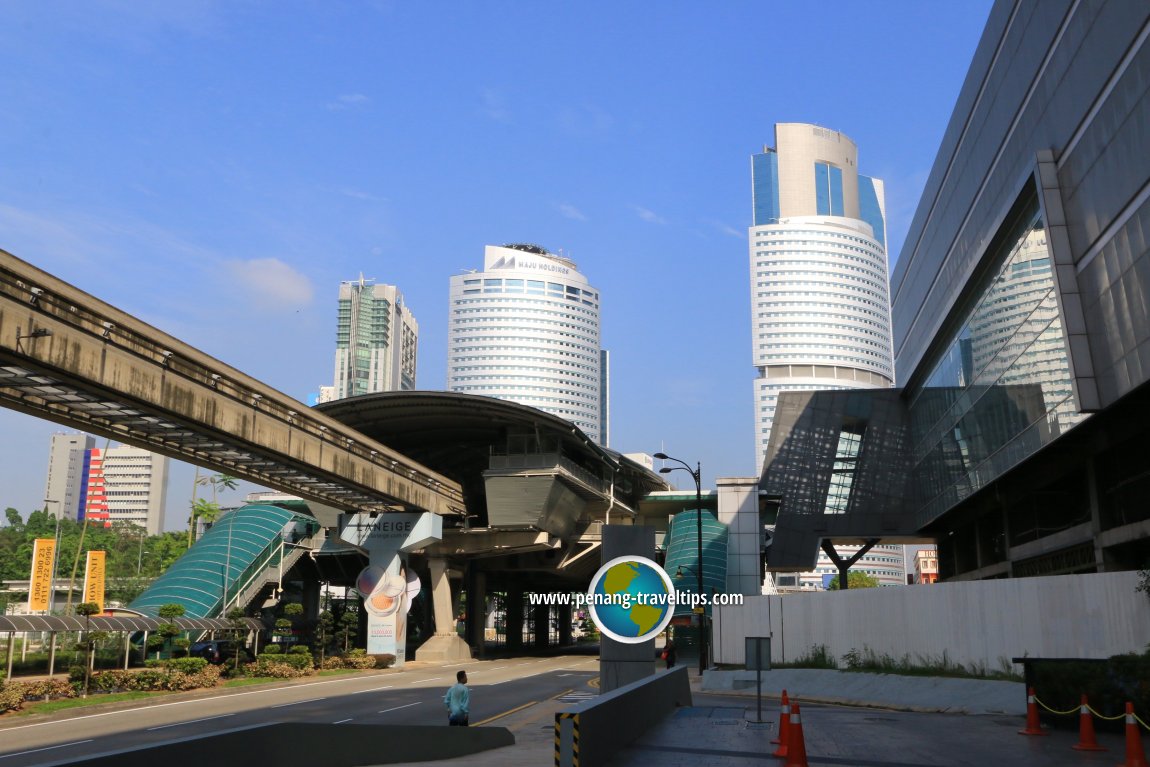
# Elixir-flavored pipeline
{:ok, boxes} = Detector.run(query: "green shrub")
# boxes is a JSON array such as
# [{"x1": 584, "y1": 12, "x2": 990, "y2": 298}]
[
  {"x1": 289, "y1": 645, "x2": 310, "y2": 655},
  {"x1": 245, "y1": 659, "x2": 310, "y2": 679},
  {"x1": 342, "y1": 649, "x2": 378, "y2": 670},
  {"x1": 261, "y1": 644, "x2": 283, "y2": 655},
  {"x1": 374, "y1": 654, "x2": 396, "y2": 669}
]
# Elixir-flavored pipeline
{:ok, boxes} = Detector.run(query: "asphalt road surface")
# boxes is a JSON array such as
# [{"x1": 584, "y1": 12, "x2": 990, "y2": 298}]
[{"x1": 0, "y1": 655, "x2": 600, "y2": 766}]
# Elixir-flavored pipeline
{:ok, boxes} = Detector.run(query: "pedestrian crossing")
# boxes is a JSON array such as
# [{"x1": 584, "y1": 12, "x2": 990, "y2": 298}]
[{"x1": 556, "y1": 690, "x2": 596, "y2": 705}]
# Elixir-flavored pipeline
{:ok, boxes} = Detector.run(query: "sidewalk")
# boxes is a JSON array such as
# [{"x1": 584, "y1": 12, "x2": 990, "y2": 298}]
[{"x1": 389, "y1": 667, "x2": 1137, "y2": 767}]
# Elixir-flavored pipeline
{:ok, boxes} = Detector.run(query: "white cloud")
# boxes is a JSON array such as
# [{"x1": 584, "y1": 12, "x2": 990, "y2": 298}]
[
  {"x1": 480, "y1": 88, "x2": 511, "y2": 123},
  {"x1": 706, "y1": 219, "x2": 745, "y2": 239},
  {"x1": 224, "y1": 257, "x2": 314, "y2": 310},
  {"x1": 558, "y1": 103, "x2": 614, "y2": 136},
  {"x1": 326, "y1": 93, "x2": 370, "y2": 111},
  {"x1": 556, "y1": 203, "x2": 588, "y2": 221},
  {"x1": 633, "y1": 205, "x2": 667, "y2": 225}
]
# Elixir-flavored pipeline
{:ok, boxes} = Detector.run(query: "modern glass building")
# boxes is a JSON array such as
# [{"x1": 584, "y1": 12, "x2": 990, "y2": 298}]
[
  {"x1": 447, "y1": 244, "x2": 606, "y2": 446},
  {"x1": 765, "y1": 0, "x2": 1150, "y2": 582},
  {"x1": 323, "y1": 277, "x2": 418, "y2": 402},
  {"x1": 750, "y1": 124, "x2": 894, "y2": 475}
]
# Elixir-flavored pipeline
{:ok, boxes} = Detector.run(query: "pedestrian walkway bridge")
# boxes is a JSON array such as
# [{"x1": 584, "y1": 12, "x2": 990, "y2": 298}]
[{"x1": 129, "y1": 503, "x2": 322, "y2": 618}]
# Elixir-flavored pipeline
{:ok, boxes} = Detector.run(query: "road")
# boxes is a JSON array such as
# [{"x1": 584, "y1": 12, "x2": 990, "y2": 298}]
[{"x1": 0, "y1": 655, "x2": 600, "y2": 766}]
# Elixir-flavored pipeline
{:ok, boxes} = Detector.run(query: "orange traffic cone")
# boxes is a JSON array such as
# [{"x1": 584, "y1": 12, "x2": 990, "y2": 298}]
[
  {"x1": 771, "y1": 690, "x2": 790, "y2": 745},
  {"x1": 1018, "y1": 687, "x2": 1047, "y2": 736},
  {"x1": 771, "y1": 691, "x2": 792, "y2": 758},
  {"x1": 1120, "y1": 702, "x2": 1149, "y2": 767},
  {"x1": 1071, "y1": 694, "x2": 1106, "y2": 751},
  {"x1": 783, "y1": 702, "x2": 809, "y2": 767}
]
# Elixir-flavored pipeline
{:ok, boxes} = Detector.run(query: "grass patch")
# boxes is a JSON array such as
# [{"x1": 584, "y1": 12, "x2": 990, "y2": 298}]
[
  {"x1": 317, "y1": 668, "x2": 361, "y2": 676},
  {"x1": 16, "y1": 691, "x2": 163, "y2": 716}
]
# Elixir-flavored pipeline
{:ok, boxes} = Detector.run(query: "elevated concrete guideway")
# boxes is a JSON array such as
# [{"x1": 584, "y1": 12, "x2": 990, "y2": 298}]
[{"x1": 0, "y1": 248, "x2": 463, "y2": 516}]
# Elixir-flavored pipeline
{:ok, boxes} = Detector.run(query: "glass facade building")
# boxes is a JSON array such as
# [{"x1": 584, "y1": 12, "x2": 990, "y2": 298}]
[
  {"x1": 327, "y1": 278, "x2": 419, "y2": 401},
  {"x1": 447, "y1": 244, "x2": 605, "y2": 446},
  {"x1": 765, "y1": 0, "x2": 1150, "y2": 582}
]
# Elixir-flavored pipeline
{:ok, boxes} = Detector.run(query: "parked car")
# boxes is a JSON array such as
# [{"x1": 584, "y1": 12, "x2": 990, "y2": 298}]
[{"x1": 189, "y1": 640, "x2": 251, "y2": 664}]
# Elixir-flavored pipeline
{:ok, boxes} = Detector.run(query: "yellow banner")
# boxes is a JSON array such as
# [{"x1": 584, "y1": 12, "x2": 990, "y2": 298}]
[
  {"x1": 28, "y1": 538, "x2": 56, "y2": 612},
  {"x1": 82, "y1": 550, "x2": 106, "y2": 613}
]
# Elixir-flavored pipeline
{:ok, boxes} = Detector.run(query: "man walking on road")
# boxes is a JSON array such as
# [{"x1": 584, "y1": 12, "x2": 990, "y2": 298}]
[{"x1": 445, "y1": 669, "x2": 470, "y2": 726}]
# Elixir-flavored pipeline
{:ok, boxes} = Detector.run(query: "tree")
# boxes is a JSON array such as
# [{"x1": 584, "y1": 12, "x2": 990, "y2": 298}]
[
  {"x1": 827, "y1": 571, "x2": 881, "y2": 590},
  {"x1": 226, "y1": 607, "x2": 249, "y2": 674},
  {"x1": 338, "y1": 611, "x2": 358, "y2": 653},
  {"x1": 76, "y1": 602, "x2": 101, "y2": 697},
  {"x1": 315, "y1": 610, "x2": 335, "y2": 667},
  {"x1": 157, "y1": 602, "x2": 186, "y2": 658}
]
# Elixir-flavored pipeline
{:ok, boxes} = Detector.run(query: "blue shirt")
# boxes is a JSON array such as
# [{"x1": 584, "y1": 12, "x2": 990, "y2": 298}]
[{"x1": 445, "y1": 682, "x2": 469, "y2": 716}]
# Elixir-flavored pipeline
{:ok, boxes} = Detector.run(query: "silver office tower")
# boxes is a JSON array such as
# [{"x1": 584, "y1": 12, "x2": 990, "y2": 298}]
[{"x1": 750, "y1": 123, "x2": 895, "y2": 475}]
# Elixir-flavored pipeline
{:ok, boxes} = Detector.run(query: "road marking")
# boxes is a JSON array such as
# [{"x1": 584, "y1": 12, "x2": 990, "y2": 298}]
[
  {"x1": 148, "y1": 714, "x2": 234, "y2": 730},
  {"x1": 271, "y1": 697, "x2": 326, "y2": 708},
  {"x1": 488, "y1": 666, "x2": 507, "y2": 671},
  {"x1": 333, "y1": 718, "x2": 354, "y2": 724},
  {"x1": 409, "y1": 677, "x2": 441, "y2": 684},
  {"x1": 352, "y1": 685, "x2": 394, "y2": 694},
  {"x1": 472, "y1": 700, "x2": 538, "y2": 726},
  {"x1": 0, "y1": 740, "x2": 93, "y2": 760},
  {"x1": 379, "y1": 702, "x2": 421, "y2": 714}
]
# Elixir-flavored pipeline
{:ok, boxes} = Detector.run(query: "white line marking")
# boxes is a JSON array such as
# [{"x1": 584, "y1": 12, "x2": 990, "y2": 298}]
[
  {"x1": 147, "y1": 714, "x2": 234, "y2": 731},
  {"x1": 352, "y1": 685, "x2": 394, "y2": 694},
  {"x1": 409, "y1": 677, "x2": 440, "y2": 684},
  {"x1": 333, "y1": 718, "x2": 353, "y2": 724},
  {"x1": 0, "y1": 740, "x2": 93, "y2": 760},
  {"x1": 488, "y1": 666, "x2": 507, "y2": 671},
  {"x1": 271, "y1": 697, "x2": 326, "y2": 708},
  {"x1": 379, "y1": 702, "x2": 421, "y2": 714}
]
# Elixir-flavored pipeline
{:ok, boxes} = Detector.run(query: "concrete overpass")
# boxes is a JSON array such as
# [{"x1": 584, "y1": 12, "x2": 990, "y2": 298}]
[{"x1": 0, "y1": 247, "x2": 463, "y2": 516}]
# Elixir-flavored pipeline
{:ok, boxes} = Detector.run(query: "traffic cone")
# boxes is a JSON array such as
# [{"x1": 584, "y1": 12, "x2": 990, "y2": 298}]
[
  {"x1": 771, "y1": 690, "x2": 790, "y2": 745},
  {"x1": 1071, "y1": 694, "x2": 1105, "y2": 751},
  {"x1": 1018, "y1": 687, "x2": 1047, "y2": 736},
  {"x1": 771, "y1": 691, "x2": 792, "y2": 758},
  {"x1": 1120, "y1": 702, "x2": 1149, "y2": 767},
  {"x1": 783, "y1": 702, "x2": 809, "y2": 767}
]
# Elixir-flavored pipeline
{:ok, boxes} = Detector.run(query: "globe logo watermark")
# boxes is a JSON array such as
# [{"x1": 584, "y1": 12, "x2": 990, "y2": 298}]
[{"x1": 585, "y1": 555, "x2": 677, "y2": 644}]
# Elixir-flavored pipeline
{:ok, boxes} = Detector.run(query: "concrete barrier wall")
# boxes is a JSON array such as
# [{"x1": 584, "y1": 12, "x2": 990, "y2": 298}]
[
  {"x1": 714, "y1": 572, "x2": 1150, "y2": 670},
  {"x1": 557, "y1": 665, "x2": 691, "y2": 767},
  {"x1": 52, "y1": 722, "x2": 514, "y2": 767}
]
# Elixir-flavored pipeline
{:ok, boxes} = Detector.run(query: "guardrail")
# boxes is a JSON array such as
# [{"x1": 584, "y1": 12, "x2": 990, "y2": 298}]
[{"x1": 554, "y1": 666, "x2": 690, "y2": 767}]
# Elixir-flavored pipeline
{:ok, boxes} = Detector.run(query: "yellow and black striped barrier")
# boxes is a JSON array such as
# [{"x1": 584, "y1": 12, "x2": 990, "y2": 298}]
[{"x1": 555, "y1": 711, "x2": 580, "y2": 767}]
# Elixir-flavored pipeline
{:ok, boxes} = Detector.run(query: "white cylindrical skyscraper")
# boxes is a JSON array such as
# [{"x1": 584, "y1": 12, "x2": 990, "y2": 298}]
[
  {"x1": 751, "y1": 124, "x2": 894, "y2": 473},
  {"x1": 448, "y1": 244, "x2": 604, "y2": 445}
]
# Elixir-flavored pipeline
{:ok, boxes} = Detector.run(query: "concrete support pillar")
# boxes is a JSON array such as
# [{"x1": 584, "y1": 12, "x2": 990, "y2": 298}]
[
  {"x1": 558, "y1": 603, "x2": 572, "y2": 646},
  {"x1": 415, "y1": 558, "x2": 471, "y2": 661},
  {"x1": 600, "y1": 525, "x2": 656, "y2": 693},
  {"x1": 302, "y1": 579, "x2": 321, "y2": 623},
  {"x1": 506, "y1": 584, "x2": 524, "y2": 651},
  {"x1": 465, "y1": 568, "x2": 487, "y2": 658},
  {"x1": 533, "y1": 604, "x2": 549, "y2": 648}
]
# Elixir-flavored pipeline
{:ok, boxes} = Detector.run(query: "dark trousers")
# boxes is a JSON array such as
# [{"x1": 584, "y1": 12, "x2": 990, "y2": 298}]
[{"x1": 449, "y1": 712, "x2": 469, "y2": 726}]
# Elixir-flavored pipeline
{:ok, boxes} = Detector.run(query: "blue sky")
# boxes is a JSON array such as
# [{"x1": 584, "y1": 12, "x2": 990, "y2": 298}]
[{"x1": 0, "y1": 1, "x2": 994, "y2": 528}]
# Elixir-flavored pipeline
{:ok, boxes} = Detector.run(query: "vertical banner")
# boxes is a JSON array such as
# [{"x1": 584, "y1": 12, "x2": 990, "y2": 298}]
[
  {"x1": 341, "y1": 512, "x2": 442, "y2": 667},
  {"x1": 28, "y1": 538, "x2": 56, "y2": 612},
  {"x1": 82, "y1": 550, "x2": 106, "y2": 613}
]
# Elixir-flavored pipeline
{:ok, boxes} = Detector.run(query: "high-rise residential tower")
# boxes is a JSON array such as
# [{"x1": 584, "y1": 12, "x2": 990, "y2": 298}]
[
  {"x1": 447, "y1": 244, "x2": 606, "y2": 446},
  {"x1": 750, "y1": 123, "x2": 895, "y2": 473},
  {"x1": 323, "y1": 277, "x2": 419, "y2": 402}
]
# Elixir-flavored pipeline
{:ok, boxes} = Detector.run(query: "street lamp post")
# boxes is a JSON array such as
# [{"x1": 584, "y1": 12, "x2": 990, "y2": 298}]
[{"x1": 653, "y1": 451, "x2": 707, "y2": 675}]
